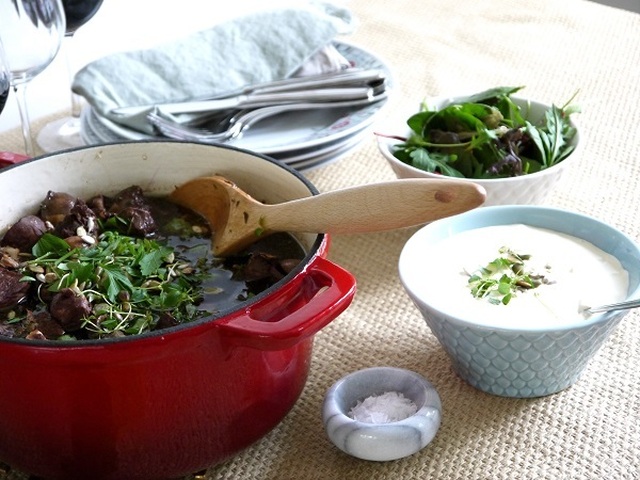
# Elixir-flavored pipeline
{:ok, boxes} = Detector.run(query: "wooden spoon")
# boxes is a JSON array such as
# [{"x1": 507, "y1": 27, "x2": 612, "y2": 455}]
[{"x1": 169, "y1": 175, "x2": 486, "y2": 256}]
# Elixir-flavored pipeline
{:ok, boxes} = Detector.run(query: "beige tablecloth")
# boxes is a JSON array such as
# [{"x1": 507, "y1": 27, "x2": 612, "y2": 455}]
[{"x1": 1, "y1": 0, "x2": 639, "y2": 479}]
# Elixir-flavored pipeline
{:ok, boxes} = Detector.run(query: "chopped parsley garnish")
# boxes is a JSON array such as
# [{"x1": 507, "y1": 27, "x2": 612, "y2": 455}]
[
  {"x1": 20, "y1": 228, "x2": 209, "y2": 338},
  {"x1": 467, "y1": 247, "x2": 550, "y2": 305}
]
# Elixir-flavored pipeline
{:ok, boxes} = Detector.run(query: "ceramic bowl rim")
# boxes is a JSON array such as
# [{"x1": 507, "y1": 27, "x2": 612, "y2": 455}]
[
  {"x1": 324, "y1": 366, "x2": 440, "y2": 427},
  {"x1": 399, "y1": 205, "x2": 640, "y2": 333}
]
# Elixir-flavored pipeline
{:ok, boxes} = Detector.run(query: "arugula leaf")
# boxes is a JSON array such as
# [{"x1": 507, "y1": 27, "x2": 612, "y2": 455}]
[
  {"x1": 457, "y1": 86, "x2": 524, "y2": 104},
  {"x1": 526, "y1": 104, "x2": 577, "y2": 168},
  {"x1": 425, "y1": 105, "x2": 488, "y2": 134},
  {"x1": 409, "y1": 147, "x2": 464, "y2": 177},
  {"x1": 407, "y1": 111, "x2": 432, "y2": 136}
]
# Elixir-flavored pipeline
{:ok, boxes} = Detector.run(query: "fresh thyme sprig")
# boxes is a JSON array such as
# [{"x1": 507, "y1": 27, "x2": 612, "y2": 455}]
[{"x1": 467, "y1": 247, "x2": 549, "y2": 305}]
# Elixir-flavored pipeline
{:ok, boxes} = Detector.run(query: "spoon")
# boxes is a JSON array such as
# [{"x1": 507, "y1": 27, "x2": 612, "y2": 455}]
[
  {"x1": 169, "y1": 175, "x2": 486, "y2": 256},
  {"x1": 585, "y1": 298, "x2": 640, "y2": 314}
]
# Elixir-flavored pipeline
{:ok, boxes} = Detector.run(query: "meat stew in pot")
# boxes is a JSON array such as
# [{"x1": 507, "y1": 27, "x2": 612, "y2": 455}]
[{"x1": 0, "y1": 186, "x2": 305, "y2": 341}]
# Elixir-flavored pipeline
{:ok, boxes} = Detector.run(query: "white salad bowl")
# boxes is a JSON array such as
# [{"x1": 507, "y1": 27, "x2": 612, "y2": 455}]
[
  {"x1": 322, "y1": 366, "x2": 442, "y2": 461},
  {"x1": 399, "y1": 206, "x2": 640, "y2": 398},
  {"x1": 377, "y1": 95, "x2": 580, "y2": 206}
]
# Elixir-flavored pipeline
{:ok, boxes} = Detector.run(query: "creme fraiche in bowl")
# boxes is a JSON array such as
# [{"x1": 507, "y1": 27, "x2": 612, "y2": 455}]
[
  {"x1": 377, "y1": 86, "x2": 580, "y2": 206},
  {"x1": 399, "y1": 205, "x2": 640, "y2": 398}
]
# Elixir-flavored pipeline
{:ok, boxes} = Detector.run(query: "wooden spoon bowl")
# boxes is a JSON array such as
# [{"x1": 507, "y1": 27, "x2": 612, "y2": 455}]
[{"x1": 170, "y1": 175, "x2": 486, "y2": 256}]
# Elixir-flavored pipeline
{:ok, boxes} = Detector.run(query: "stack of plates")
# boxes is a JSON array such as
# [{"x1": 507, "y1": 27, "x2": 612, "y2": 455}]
[{"x1": 80, "y1": 42, "x2": 393, "y2": 172}]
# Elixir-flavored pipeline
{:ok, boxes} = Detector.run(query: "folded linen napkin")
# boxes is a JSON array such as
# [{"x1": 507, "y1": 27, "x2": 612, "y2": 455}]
[{"x1": 72, "y1": 1, "x2": 355, "y2": 133}]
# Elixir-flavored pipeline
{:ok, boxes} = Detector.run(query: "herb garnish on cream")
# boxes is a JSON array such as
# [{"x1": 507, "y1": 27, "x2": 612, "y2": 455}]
[{"x1": 467, "y1": 247, "x2": 553, "y2": 305}]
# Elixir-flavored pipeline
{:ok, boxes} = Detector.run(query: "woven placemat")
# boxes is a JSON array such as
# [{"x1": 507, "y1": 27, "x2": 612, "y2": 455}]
[{"x1": 1, "y1": 0, "x2": 639, "y2": 478}]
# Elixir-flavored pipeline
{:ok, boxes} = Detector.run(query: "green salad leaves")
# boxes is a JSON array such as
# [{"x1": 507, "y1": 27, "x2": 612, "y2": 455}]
[{"x1": 390, "y1": 86, "x2": 580, "y2": 179}]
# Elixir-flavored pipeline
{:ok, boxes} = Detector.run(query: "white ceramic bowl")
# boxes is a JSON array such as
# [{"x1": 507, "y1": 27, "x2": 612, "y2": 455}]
[
  {"x1": 377, "y1": 96, "x2": 580, "y2": 206},
  {"x1": 322, "y1": 366, "x2": 441, "y2": 461},
  {"x1": 399, "y1": 206, "x2": 640, "y2": 398}
]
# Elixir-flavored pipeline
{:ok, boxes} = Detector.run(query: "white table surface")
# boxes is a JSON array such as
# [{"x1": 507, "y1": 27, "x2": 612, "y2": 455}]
[
  {"x1": 2, "y1": 0, "x2": 635, "y2": 134},
  {"x1": 0, "y1": 0, "x2": 294, "y2": 133}
]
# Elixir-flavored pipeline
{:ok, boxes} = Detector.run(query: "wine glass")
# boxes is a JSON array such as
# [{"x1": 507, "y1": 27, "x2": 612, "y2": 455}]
[
  {"x1": 0, "y1": 38, "x2": 9, "y2": 116},
  {"x1": 0, "y1": 0, "x2": 65, "y2": 157},
  {"x1": 36, "y1": 0, "x2": 104, "y2": 152},
  {"x1": 0, "y1": 37, "x2": 22, "y2": 169}
]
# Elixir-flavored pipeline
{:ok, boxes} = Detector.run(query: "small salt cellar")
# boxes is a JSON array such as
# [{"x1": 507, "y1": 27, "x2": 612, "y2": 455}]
[{"x1": 322, "y1": 366, "x2": 442, "y2": 461}]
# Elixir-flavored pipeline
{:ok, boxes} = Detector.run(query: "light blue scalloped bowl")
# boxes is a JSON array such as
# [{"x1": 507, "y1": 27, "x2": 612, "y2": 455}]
[{"x1": 399, "y1": 206, "x2": 640, "y2": 398}]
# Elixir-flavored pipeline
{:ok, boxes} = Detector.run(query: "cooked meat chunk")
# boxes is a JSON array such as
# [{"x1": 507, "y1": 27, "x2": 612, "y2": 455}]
[
  {"x1": 119, "y1": 207, "x2": 157, "y2": 237},
  {"x1": 108, "y1": 186, "x2": 157, "y2": 237},
  {"x1": 238, "y1": 252, "x2": 300, "y2": 292},
  {"x1": 156, "y1": 312, "x2": 179, "y2": 330},
  {"x1": 0, "y1": 268, "x2": 30, "y2": 310},
  {"x1": 55, "y1": 201, "x2": 98, "y2": 240},
  {"x1": 40, "y1": 191, "x2": 77, "y2": 226},
  {"x1": 49, "y1": 288, "x2": 92, "y2": 331},
  {"x1": 109, "y1": 186, "x2": 148, "y2": 210},
  {"x1": 32, "y1": 311, "x2": 66, "y2": 339},
  {"x1": 86, "y1": 194, "x2": 109, "y2": 220},
  {"x1": 0, "y1": 215, "x2": 48, "y2": 252}
]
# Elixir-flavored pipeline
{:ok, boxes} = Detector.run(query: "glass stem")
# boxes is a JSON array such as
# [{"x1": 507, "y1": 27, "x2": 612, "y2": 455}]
[
  {"x1": 71, "y1": 87, "x2": 83, "y2": 118},
  {"x1": 13, "y1": 83, "x2": 35, "y2": 157},
  {"x1": 63, "y1": 33, "x2": 83, "y2": 118}
]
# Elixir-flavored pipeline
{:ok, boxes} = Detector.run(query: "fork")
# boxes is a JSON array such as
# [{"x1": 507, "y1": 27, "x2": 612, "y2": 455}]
[{"x1": 147, "y1": 92, "x2": 388, "y2": 143}]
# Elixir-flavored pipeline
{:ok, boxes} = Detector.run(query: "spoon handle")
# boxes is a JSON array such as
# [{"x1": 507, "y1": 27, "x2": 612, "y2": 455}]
[
  {"x1": 263, "y1": 179, "x2": 486, "y2": 233},
  {"x1": 587, "y1": 298, "x2": 640, "y2": 313}
]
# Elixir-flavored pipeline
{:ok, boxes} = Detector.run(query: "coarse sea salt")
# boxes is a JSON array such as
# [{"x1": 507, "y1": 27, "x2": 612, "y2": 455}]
[{"x1": 349, "y1": 391, "x2": 418, "y2": 424}]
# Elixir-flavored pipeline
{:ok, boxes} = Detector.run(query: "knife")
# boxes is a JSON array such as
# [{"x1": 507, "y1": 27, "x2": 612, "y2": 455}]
[{"x1": 112, "y1": 69, "x2": 386, "y2": 117}]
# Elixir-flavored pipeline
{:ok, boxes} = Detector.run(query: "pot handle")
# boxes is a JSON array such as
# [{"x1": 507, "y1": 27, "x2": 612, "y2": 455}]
[{"x1": 216, "y1": 257, "x2": 356, "y2": 350}]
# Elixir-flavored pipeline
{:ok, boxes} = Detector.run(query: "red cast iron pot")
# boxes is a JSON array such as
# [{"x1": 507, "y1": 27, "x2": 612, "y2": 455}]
[{"x1": 0, "y1": 142, "x2": 356, "y2": 479}]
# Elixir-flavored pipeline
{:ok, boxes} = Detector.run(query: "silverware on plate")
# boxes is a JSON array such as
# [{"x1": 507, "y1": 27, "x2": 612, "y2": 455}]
[
  {"x1": 113, "y1": 68, "x2": 386, "y2": 117},
  {"x1": 147, "y1": 91, "x2": 388, "y2": 143}
]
